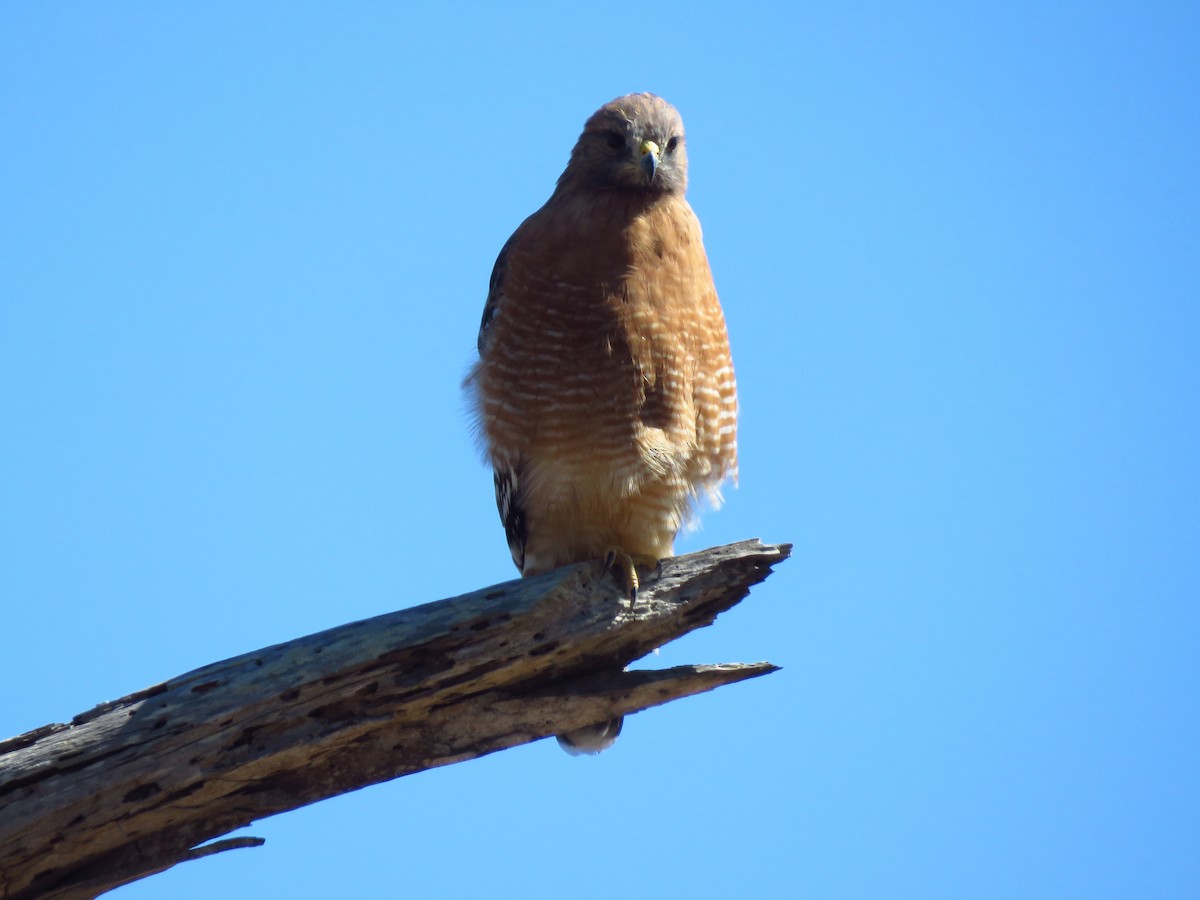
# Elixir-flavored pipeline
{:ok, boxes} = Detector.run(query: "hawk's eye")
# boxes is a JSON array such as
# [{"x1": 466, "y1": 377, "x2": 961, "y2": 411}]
[
  {"x1": 665, "y1": 136, "x2": 679, "y2": 154},
  {"x1": 605, "y1": 129, "x2": 625, "y2": 150}
]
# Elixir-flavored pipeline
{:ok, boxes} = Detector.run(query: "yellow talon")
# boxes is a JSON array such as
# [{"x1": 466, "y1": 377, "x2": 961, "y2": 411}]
[{"x1": 601, "y1": 549, "x2": 661, "y2": 603}]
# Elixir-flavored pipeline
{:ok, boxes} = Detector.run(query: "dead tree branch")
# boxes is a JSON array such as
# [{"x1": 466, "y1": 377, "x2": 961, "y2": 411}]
[{"x1": 0, "y1": 538, "x2": 790, "y2": 899}]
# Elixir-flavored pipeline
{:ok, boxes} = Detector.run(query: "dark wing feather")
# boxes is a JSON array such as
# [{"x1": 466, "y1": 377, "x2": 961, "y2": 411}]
[
  {"x1": 493, "y1": 462, "x2": 527, "y2": 572},
  {"x1": 477, "y1": 232, "x2": 516, "y2": 355}
]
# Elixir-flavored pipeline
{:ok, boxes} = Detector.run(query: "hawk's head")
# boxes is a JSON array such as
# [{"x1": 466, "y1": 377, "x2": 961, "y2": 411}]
[{"x1": 561, "y1": 93, "x2": 688, "y2": 195}]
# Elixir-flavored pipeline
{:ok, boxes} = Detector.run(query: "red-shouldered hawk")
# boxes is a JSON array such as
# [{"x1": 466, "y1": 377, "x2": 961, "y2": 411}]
[{"x1": 466, "y1": 93, "x2": 738, "y2": 753}]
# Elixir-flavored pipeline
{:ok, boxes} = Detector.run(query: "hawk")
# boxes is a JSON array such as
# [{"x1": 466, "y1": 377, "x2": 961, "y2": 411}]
[{"x1": 466, "y1": 93, "x2": 738, "y2": 753}]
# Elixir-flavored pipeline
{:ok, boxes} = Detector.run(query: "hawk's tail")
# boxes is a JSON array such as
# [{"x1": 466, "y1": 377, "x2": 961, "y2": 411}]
[{"x1": 556, "y1": 717, "x2": 624, "y2": 756}]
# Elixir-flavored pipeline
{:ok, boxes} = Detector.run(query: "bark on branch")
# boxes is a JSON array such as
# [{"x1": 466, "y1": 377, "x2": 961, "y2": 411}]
[{"x1": 0, "y1": 538, "x2": 790, "y2": 899}]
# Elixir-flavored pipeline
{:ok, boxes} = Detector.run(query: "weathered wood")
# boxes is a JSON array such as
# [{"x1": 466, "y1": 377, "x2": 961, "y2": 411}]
[{"x1": 0, "y1": 539, "x2": 789, "y2": 899}]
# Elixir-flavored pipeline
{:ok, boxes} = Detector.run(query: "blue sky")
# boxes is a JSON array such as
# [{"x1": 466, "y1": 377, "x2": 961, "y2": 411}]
[{"x1": 2, "y1": 3, "x2": 1198, "y2": 898}]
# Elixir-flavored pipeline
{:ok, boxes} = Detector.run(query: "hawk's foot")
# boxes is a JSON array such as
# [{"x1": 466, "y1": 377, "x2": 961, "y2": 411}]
[{"x1": 599, "y1": 549, "x2": 662, "y2": 603}]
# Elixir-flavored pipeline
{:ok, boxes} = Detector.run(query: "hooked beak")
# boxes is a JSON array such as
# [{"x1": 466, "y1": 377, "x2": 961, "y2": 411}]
[{"x1": 639, "y1": 139, "x2": 660, "y2": 181}]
